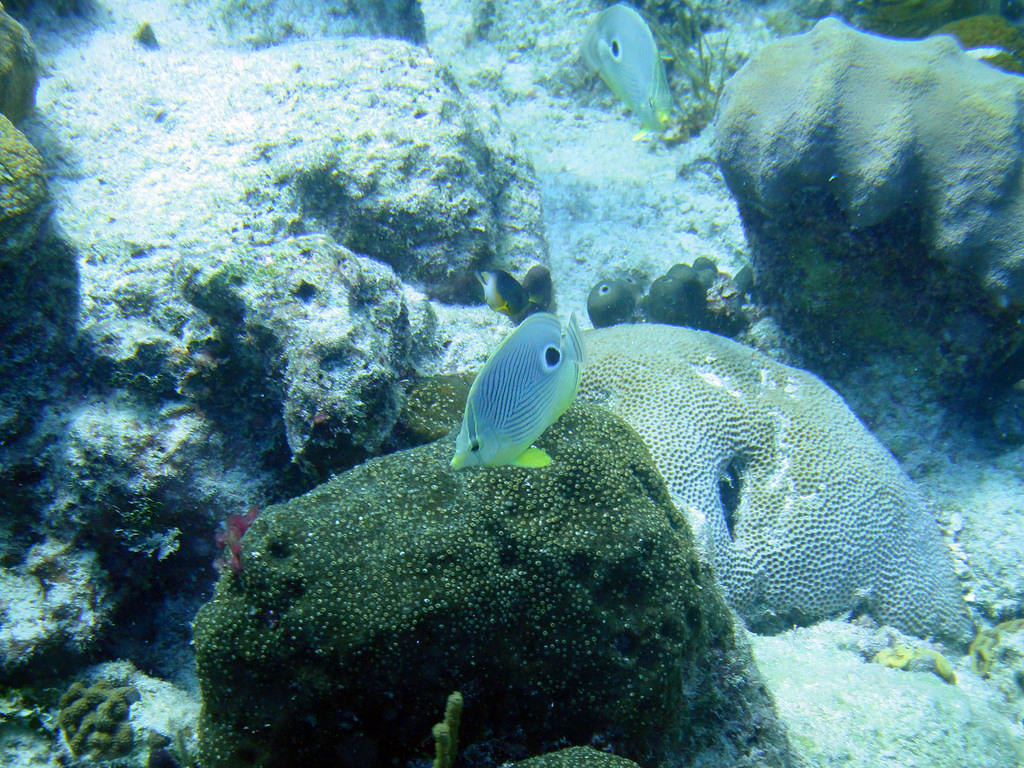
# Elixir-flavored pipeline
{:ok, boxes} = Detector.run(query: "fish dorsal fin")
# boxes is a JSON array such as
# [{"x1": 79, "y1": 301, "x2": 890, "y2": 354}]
[{"x1": 512, "y1": 446, "x2": 551, "y2": 468}]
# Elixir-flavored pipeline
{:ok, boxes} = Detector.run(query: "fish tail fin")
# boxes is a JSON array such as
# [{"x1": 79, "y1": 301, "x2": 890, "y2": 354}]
[{"x1": 513, "y1": 446, "x2": 551, "y2": 468}]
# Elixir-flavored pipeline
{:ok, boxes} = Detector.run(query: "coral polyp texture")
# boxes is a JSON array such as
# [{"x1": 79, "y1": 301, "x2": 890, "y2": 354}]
[
  {"x1": 579, "y1": 324, "x2": 973, "y2": 646},
  {"x1": 193, "y1": 403, "x2": 789, "y2": 768},
  {"x1": 715, "y1": 17, "x2": 1024, "y2": 309}
]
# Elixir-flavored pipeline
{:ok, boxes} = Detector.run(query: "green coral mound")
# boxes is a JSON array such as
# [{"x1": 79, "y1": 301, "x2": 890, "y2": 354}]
[
  {"x1": 194, "y1": 403, "x2": 760, "y2": 767},
  {"x1": 57, "y1": 680, "x2": 139, "y2": 760},
  {"x1": 0, "y1": 112, "x2": 45, "y2": 251}
]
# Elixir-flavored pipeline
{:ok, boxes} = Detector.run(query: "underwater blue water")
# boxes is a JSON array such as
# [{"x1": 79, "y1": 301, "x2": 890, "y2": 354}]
[{"x1": 0, "y1": 0, "x2": 1023, "y2": 766}]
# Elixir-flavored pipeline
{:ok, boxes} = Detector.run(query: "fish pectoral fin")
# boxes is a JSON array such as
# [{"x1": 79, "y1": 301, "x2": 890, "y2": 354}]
[{"x1": 512, "y1": 446, "x2": 552, "y2": 468}]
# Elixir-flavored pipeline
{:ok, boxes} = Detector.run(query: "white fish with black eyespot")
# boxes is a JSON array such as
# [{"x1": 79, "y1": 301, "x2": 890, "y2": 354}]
[
  {"x1": 451, "y1": 312, "x2": 585, "y2": 470},
  {"x1": 581, "y1": 3, "x2": 673, "y2": 132}
]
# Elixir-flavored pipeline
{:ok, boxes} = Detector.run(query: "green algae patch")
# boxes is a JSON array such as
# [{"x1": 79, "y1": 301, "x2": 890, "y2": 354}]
[{"x1": 194, "y1": 402, "x2": 742, "y2": 767}]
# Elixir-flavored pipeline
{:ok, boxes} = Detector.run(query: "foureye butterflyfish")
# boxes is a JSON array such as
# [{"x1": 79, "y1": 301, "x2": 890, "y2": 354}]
[
  {"x1": 451, "y1": 312, "x2": 585, "y2": 470},
  {"x1": 581, "y1": 3, "x2": 673, "y2": 131}
]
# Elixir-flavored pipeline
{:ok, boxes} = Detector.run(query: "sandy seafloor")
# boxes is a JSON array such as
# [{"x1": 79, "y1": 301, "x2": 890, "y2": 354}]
[{"x1": 5, "y1": 0, "x2": 1024, "y2": 765}]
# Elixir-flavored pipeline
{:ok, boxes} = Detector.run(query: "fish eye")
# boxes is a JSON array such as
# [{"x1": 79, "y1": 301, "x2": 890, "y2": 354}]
[
  {"x1": 610, "y1": 38, "x2": 620, "y2": 58},
  {"x1": 544, "y1": 345, "x2": 561, "y2": 367},
  {"x1": 470, "y1": 440, "x2": 480, "y2": 452},
  {"x1": 599, "y1": 283, "x2": 610, "y2": 294}
]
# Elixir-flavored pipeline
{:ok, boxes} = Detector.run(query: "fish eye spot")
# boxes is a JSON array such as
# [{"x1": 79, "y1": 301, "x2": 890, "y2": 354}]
[
  {"x1": 545, "y1": 346, "x2": 561, "y2": 367},
  {"x1": 610, "y1": 38, "x2": 620, "y2": 58}
]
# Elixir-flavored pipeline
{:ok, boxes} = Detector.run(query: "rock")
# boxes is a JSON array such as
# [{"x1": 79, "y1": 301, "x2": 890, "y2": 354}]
[
  {"x1": 0, "y1": 8, "x2": 37, "y2": 123},
  {"x1": 919, "y1": 446, "x2": 1024, "y2": 623},
  {"x1": 713, "y1": 17, "x2": 1024, "y2": 399},
  {"x1": 263, "y1": 39, "x2": 547, "y2": 303},
  {"x1": 207, "y1": 0, "x2": 426, "y2": 47},
  {"x1": 194, "y1": 403, "x2": 790, "y2": 768},
  {"x1": 513, "y1": 747, "x2": 641, "y2": 768},
  {"x1": 750, "y1": 621, "x2": 1023, "y2": 768},
  {"x1": 937, "y1": 14, "x2": 1024, "y2": 74},
  {"x1": 51, "y1": 659, "x2": 201, "y2": 768},
  {"x1": 56, "y1": 393, "x2": 269, "y2": 561},
  {"x1": 580, "y1": 324, "x2": 974, "y2": 646},
  {"x1": 219, "y1": 237, "x2": 412, "y2": 472},
  {"x1": 0, "y1": 539, "x2": 110, "y2": 672},
  {"x1": 846, "y1": 0, "x2": 997, "y2": 37},
  {"x1": 170, "y1": 236, "x2": 416, "y2": 476}
]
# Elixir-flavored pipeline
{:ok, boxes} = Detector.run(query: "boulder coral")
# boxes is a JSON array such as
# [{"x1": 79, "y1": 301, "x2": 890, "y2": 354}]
[
  {"x1": 0, "y1": 7, "x2": 36, "y2": 123},
  {"x1": 579, "y1": 324, "x2": 974, "y2": 646},
  {"x1": 193, "y1": 403, "x2": 790, "y2": 768},
  {"x1": 713, "y1": 17, "x2": 1024, "y2": 395},
  {"x1": 0, "y1": 112, "x2": 45, "y2": 252},
  {"x1": 716, "y1": 16, "x2": 1024, "y2": 302}
]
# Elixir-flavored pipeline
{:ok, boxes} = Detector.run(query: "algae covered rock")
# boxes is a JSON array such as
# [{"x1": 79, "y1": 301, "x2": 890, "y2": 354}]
[
  {"x1": 265, "y1": 37, "x2": 548, "y2": 303},
  {"x1": 579, "y1": 324, "x2": 973, "y2": 646},
  {"x1": 713, "y1": 17, "x2": 1024, "y2": 397},
  {"x1": 0, "y1": 7, "x2": 36, "y2": 123},
  {"x1": 0, "y1": 539, "x2": 110, "y2": 672},
  {"x1": 0, "y1": 112, "x2": 45, "y2": 251},
  {"x1": 845, "y1": 0, "x2": 998, "y2": 37},
  {"x1": 513, "y1": 746, "x2": 641, "y2": 768},
  {"x1": 179, "y1": 236, "x2": 416, "y2": 474},
  {"x1": 937, "y1": 14, "x2": 1024, "y2": 73},
  {"x1": 194, "y1": 403, "x2": 787, "y2": 768}
]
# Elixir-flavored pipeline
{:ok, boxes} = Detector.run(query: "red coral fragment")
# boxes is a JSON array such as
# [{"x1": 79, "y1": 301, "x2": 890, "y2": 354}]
[{"x1": 214, "y1": 506, "x2": 260, "y2": 574}]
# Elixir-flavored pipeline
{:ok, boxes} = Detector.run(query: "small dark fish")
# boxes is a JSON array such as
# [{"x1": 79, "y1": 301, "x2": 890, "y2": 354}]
[{"x1": 477, "y1": 269, "x2": 529, "y2": 319}]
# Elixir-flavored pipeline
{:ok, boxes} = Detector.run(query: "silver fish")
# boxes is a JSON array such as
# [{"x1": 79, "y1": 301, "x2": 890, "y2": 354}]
[
  {"x1": 451, "y1": 312, "x2": 585, "y2": 469},
  {"x1": 582, "y1": 3, "x2": 673, "y2": 131}
]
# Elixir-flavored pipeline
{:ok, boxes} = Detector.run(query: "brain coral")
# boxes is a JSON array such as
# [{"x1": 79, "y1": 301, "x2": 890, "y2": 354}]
[
  {"x1": 714, "y1": 17, "x2": 1024, "y2": 309},
  {"x1": 194, "y1": 403, "x2": 790, "y2": 768},
  {"x1": 579, "y1": 324, "x2": 973, "y2": 646}
]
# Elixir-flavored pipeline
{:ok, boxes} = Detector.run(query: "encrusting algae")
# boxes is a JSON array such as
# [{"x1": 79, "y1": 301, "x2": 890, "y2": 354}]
[
  {"x1": 873, "y1": 644, "x2": 957, "y2": 684},
  {"x1": 969, "y1": 618, "x2": 1024, "y2": 678}
]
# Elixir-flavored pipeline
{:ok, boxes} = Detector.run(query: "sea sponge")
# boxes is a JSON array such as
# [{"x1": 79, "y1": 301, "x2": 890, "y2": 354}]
[{"x1": 579, "y1": 324, "x2": 973, "y2": 646}]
